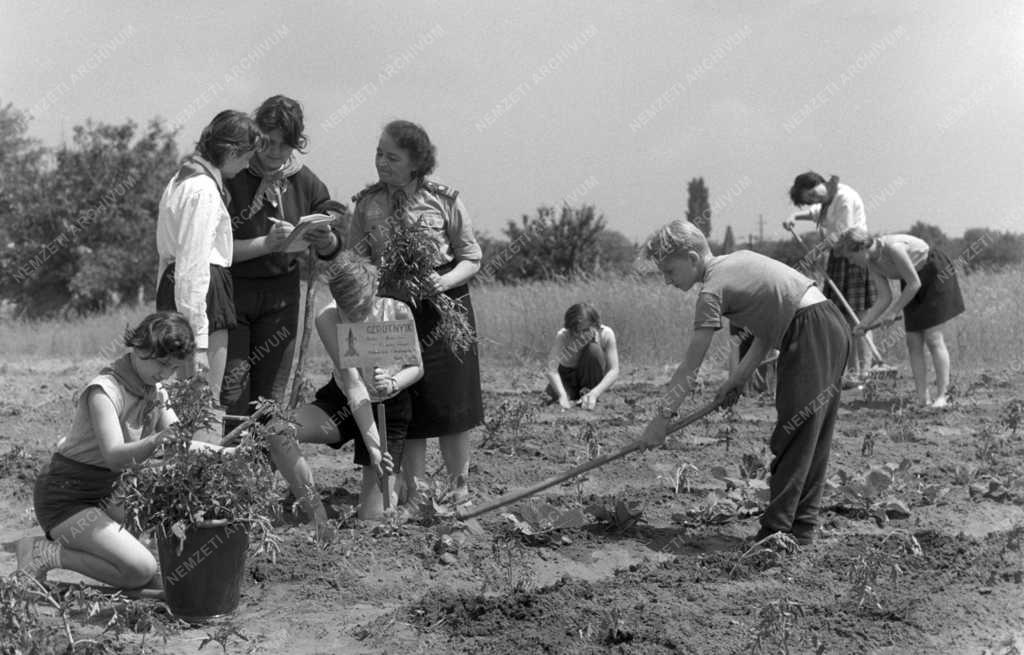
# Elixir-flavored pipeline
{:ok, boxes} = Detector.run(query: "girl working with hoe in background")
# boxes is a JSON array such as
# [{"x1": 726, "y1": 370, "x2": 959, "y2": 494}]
[{"x1": 836, "y1": 228, "x2": 965, "y2": 409}]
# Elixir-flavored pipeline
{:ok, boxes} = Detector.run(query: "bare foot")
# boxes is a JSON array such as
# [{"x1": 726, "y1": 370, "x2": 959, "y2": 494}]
[{"x1": 930, "y1": 395, "x2": 949, "y2": 409}]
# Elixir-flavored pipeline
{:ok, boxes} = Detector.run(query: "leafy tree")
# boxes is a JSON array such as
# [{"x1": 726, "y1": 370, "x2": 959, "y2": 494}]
[
  {"x1": 721, "y1": 225, "x2": 736, "y2": 254},
  {"x1": 500, "y1": 205, "x2": 606, "y2": 280},
  {"x1": 686, "y1": 177, "x2": 711, "y2": 237},
  {"x1": 907, "y1": 221, "x2": 949, "y2": 250},
  {"x1": 0, "y1": 115, "x2": 179, "y2": 317},
  {"x1": 0, "y1": 103, "x2": 47, "y2": 249},
  {"x1": 956, "y1": 228, "x2": 1024, "y2": 272},
  {"x1": 593, "y1": 229, "x2": 638, "y2": 276}
]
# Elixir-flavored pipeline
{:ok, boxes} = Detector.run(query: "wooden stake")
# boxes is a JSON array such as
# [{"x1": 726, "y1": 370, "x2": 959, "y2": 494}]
[
  {"x1": 288, "y1": 250, "x2": 318, "y2": 410},
  {"x1": 376, "y1": 403, "x2": 390, "y2": 510},
  {"x1": 456, "y1": 400, "x2": 722, "y2": 521}
]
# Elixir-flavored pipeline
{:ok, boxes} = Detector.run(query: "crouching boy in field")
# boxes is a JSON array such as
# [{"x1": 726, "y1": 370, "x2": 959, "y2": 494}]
[{"x1": 640, "y1": 220, "x2": 850, "y2": 544}]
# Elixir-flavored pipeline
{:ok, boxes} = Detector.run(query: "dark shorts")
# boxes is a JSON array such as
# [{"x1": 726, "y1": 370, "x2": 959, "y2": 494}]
[
  {"x1": 310, "y1": 377, "x2": 411, "y2": 470},
  {"x1": 406, "y1": 282, "x2": 484, "y2": 438},
  {"x1": 33, "y1": 453, "x2": 120, "y2": 539},
  {"x1": 902, "y1": 249, "x2": 966, "y2": 332},
  {"x1": 156, "y1": 263, "x2": 237, "y2": 332}
]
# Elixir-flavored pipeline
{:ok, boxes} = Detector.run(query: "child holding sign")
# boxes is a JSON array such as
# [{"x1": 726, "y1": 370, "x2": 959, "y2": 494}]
[{"x1": 267, "y1": 253, "x2": 423, "y2": 529}]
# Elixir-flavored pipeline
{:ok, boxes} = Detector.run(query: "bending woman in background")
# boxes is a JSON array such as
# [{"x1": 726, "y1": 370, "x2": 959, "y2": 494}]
[
  {"x1": 836, "y1": 228, "x2": 965, "y2": 408},
  {"x1": 785, "y1": 172, "x2": 876, "y2": 386}
]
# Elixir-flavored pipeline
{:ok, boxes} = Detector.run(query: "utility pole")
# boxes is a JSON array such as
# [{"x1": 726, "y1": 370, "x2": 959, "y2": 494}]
[{"x1": 758, "y1": 214, "x2": 766, "y2": 244}]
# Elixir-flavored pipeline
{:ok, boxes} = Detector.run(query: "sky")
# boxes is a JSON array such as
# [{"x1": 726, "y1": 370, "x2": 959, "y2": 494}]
[{"x1": 2, "y1": 0, "x2": 1022, "y2": 244}]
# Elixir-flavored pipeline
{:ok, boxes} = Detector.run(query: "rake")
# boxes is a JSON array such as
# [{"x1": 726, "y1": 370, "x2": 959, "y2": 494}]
[
  {"x1": 785, "y1": 226, "x2": 898, "y2": 381},
  {"x1": 456, "y1": 400, "x2": 723, "y2": 522}
]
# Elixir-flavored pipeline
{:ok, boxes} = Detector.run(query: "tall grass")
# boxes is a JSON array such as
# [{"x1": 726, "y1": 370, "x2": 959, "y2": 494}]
[{"x1": 1, "y1": 268, "x2": 1021, "y2": 377}]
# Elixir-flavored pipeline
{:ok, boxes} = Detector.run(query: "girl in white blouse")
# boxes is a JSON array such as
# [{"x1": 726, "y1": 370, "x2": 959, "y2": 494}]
[{"x1": 155, "y1": 110, "x2": 263, "y2": 400}]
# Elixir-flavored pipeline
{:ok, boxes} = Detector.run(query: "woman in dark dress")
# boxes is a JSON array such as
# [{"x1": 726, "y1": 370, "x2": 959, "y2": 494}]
[{"x1": 349, "y1": 120, "x2": 483, "y2": 504}]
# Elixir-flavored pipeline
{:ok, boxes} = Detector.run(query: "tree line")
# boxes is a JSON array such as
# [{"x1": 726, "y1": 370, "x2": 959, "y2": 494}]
[{"x1": 1, "y1": 101, "x2": 1021, "y2": 319}]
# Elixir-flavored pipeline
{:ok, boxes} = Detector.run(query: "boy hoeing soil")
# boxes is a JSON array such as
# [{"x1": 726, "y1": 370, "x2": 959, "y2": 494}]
[{"x1": 640, "y1": 220, "x2": 850, "y2": 544}]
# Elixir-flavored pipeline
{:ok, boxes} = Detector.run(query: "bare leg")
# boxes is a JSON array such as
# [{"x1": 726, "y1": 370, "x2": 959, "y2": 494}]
[
  {"x1": 924, "y1": 326, "x2": 951, "y2": 407},
  {"x1": 853, "y1": 310, "x2": 874, "y2": 376},
  {"x1": 439, "y1": 431, "x2": 471, "y2": 501},
  {"x1": 905, "y1": 330, "x2": 929, "y2": 405},
  {"x1": 266, "y1": 405, "x2": 339, "y2": 532},
  {"x1": 357, "y1": 466, "x2": 397, "y2": 520},
  {"x1": 32, "y1": 507, "x2": 158, "y2": 588},
  {"x1": 206, "y1": 329, "x2": 230, "y2": 401},
  {"x1": 400, "y1": 439, "x2": 427, "y2": 506}
]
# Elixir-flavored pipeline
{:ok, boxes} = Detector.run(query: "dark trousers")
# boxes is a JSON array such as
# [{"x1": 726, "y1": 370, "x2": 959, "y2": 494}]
[
  {"x1": 763, "y1": 301, "x2": 850, "y2": 533},
  {"x1": 221, "y1": 272, "x2": 300, "y2": 417},
  {"x1": 546, "y1": 341, "x2": 607, "y2": 401}
]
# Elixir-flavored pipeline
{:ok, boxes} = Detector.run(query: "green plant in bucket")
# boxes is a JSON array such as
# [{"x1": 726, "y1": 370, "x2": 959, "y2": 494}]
[
  {"x1": 116, "y1": 377, "x2": 281, "y2": 557},
  {"x1": 115, "y1": 376, "x2": 284, "y2": 623}
]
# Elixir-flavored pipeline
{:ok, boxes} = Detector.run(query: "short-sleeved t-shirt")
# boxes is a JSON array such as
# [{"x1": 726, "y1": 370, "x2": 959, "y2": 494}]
[
  {"x1": 349, "y1": 180, "x2": 482, "y2": 267},
  {"x1": 694, "y1": 250, "x2": 815, "y2": 349},
  {"x1": 57, "y1": 358, "x2": 164, "y2": 469}
]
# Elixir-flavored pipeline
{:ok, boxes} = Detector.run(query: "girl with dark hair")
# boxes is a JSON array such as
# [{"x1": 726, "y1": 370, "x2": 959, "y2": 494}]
[
  {"x1": 156, "y1": 110, "x2": 262, "y2": 402},
  {"x1": 16, "y1": 312, "x2": 232, "y2": 588},
  {"x1": 221, "y1": 95, "x2": 347, "y2": 424},
  {"x1": 349, "y1": 119, "x2": 483, "y2": 506},
  {"x1": 836, "y1": 228, "x2": 965, "y2": 408},
  {"x1": 545, "y1": 302, "x2": 620, "y2": 410},
  {"x1": 784, "y1": 172, "x2": 876, "y2": 387}
]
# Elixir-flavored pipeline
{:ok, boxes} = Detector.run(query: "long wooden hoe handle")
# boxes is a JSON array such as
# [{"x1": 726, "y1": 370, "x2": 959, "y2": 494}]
[
  {"x1": 456, "y1": 400, "x2": 723, "y2": 521},
  {"x1": 785, "y1": 226, "x2": 885, "y2": 364}
]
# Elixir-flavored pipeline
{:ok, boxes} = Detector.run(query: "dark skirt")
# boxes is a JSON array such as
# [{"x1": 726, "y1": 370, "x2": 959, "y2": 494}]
[
  {"x1": 310, "y1": 376, "x2": 411, "y2": 470},
  {"x1": 156, "y1": 263, "x2": 237, "y2": 332},
  {"x1": 902, "y1": 249, "x2": 965, "y2": 332},
  {"x1": 34, "y1": 453, "x2": 120, "y2": 539},
  {"x1": 406, "y1": 282, "x2": 484, "y2": 438},
  {"x1": 825, "y1": 252, "x2": 876, "y2": 314}
]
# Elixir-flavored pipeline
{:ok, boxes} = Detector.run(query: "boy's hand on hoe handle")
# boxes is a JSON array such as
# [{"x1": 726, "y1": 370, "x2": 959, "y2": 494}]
[{"x1": 641, "y1": 387, "x2": 742, "y2": 450}]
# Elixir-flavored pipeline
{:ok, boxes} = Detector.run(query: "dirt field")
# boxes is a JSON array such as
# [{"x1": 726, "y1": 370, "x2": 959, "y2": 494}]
[{"x1": 2, "y1": 359, "x2": 1024, "y2": 654}]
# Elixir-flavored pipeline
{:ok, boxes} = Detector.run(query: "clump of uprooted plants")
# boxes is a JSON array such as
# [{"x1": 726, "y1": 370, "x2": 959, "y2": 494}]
[{"x1": 378, "y1": 211, "x2": 475, "y2": 357}]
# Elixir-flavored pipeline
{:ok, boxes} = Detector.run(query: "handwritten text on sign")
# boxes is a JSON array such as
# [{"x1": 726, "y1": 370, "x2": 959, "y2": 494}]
[{"x1": 336, "y1": 319, "x2": 419, "y2": 368}]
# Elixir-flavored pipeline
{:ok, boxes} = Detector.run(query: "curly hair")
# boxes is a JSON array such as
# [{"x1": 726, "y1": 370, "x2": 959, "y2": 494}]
[
  {"x1": 255, "y1": 95, "x2": 308, "y2": 152},
  {"x1": 123, "y1": 312, "x2": 195, "y2": 359},
  {"x1": 383, "y1": 120, "x2": 436, "y2": 179},
  {"x1": 788, "y1": 171, "x2": 827, "y2": 206}
]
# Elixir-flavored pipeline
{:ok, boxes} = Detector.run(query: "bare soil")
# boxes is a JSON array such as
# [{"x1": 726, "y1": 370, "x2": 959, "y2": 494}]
[{"x1": 2, "y1": 360, "x2": 1024, "y2": 654}]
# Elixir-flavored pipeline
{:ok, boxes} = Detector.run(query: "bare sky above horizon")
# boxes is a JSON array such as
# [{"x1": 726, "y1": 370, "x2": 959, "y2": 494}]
[{"x1": 2, "y1": 0, "x2": 1022, "y2": 243}]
